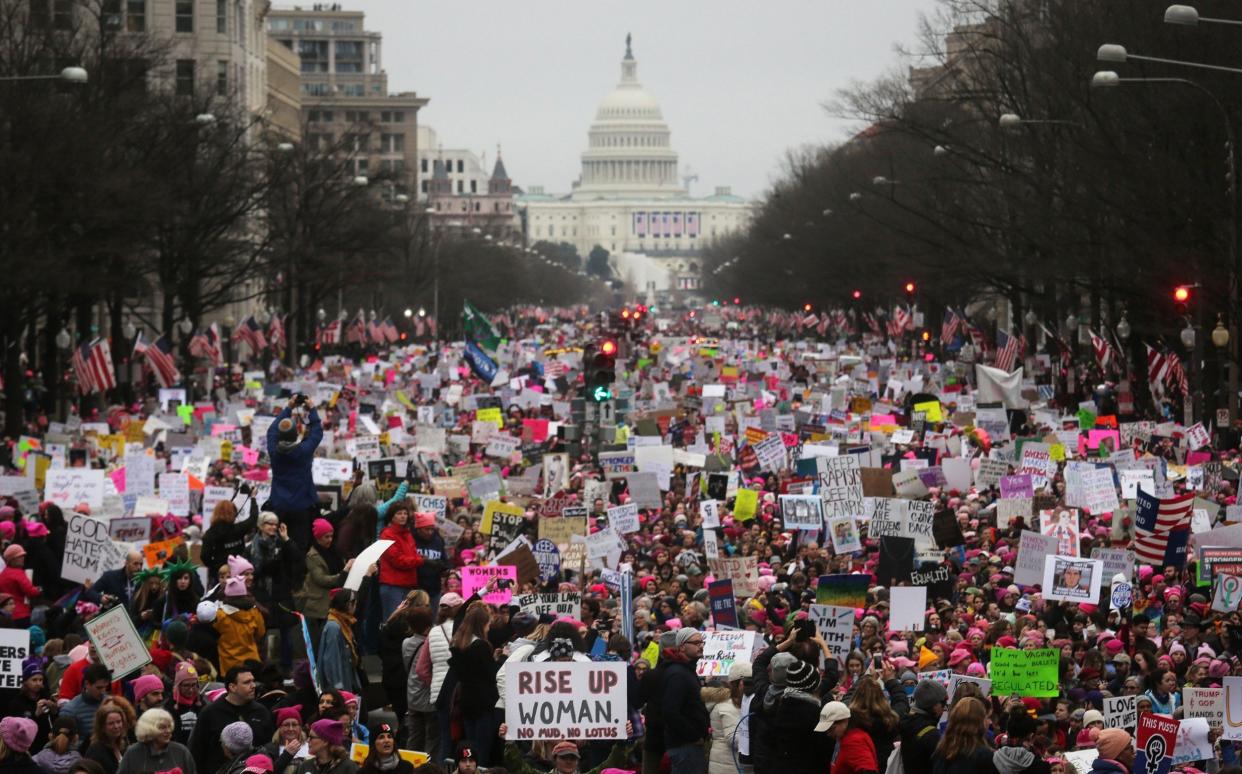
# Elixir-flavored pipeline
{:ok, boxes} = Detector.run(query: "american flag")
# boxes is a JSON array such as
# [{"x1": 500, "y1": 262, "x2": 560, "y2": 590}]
[
  {"x1": 317, "y1": 320, "x2": 342, "y2": 346},
  {"x1": 832, "y1": 308, "x2": 850, "y2": 334},
  {"x1": 863, "y1": 312, "x2": 881, "y2": 336},
  {"x1": 382, "y1": 317, "x2": 399, "y2": 344},
  {"x1": 427, "y1": 316, "x2": 437, "y2": 338},
  {"x1": 995, "y1": 330, "x2": 1025, "y2": 372},
  {"x1": 232, "y1": 316, "x2": 267, "y2": 353},
  {"x1": 1146, "y1": 344, "x2": 1170, "y2": 392},
  {"x1": 544, "y1": 360, "x2": 568, "y2": 379},
  {"x1": 893, "y1": 305, "x2": 914, "y2": 333},
  {"x1": 133, "y1": 332, "x2": 181, "y2": 388},
  {"x1": 268, "y1": 315, "x2": 286, "y2": 352},
  {"x1": 188, "y1": 324, "x2": 222, "y2": 365},
  {"x1": 1089, "y1": 330, "x2": 1117, "y2": 371},
  {"x1": 345, "y1": 311, "x2": 367, "y2": 344},
  {"x1": 941, "y1": 308, "x2": 962, "y2": 345},
  {"x1": 1134, "y1": 489, "x2": 1193, "y2": 567},
  {"x1": 414, "y1": 317, "x2": 426, "y2": 338},
  {"x1": 70, "y1": 338, "x2": 116, "y2": 394},
  {"x1": 816, "y1": 315, "x2": 830, "y2": 336},
  {"x1": 368, "y1": 317, "x2": 385, "y2": 344},
  {"x1": 966, "y1": 321, "x2": 989, "y2": 352},
  {"x1": 1166, "y1": 351, "x2": 1190, "y2": 395},
  {"x1": 802, "y1": 312, "x2": 819, "y2": 329}
]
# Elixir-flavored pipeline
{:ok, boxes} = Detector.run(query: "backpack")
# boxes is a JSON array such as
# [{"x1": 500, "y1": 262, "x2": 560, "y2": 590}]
[{"x1": 406, "y1": 637, "x2": 432, "y2": 713}]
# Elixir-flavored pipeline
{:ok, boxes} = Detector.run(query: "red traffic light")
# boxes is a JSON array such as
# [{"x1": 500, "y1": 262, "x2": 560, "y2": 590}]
[
  {"x1": 1174, "y1": 286, "x2": 1191, "y2": 303},
  {"x1": 803, "y1": 303, "x2": 812, "y2": 312},
  {"x1": 621, "y1": 309, "x2": 631, "y2": 319},
  {"x1": 600, "y1": 340, "x2": 618, "y2": 356},
  {"x1": 852, "y1": 290, "x2": 862, "y2": 300},
  {"x1": 905, "y1": 282, "x2": 916, "y2": 294}
]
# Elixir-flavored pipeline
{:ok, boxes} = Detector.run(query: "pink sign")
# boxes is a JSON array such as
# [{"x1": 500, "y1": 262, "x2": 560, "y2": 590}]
[{"x1": 462, "y1": 565, "x2": 518, "y2": 605}]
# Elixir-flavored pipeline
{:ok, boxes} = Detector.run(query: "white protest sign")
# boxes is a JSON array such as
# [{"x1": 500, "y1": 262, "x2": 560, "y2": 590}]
[
  {"x1": 1015, "y1": 530, "x2": 1058, "y2": 587},
  {"x1": 513, "y1": 592, "x2": 581, "y2": 618},
  {"x1": 201, "y1": 486, "x2": 233, "y2": 518},
  {"x1": 700, "y1": 500, "x2": 721, "y2": 529},
  {"x1": 1063, "y1": 750, "x2": 1099, "y2": 774},
  {"x1": 607, "y1": 503, "x2": 640, "y2": 535},
  {"x1": 1185, "y1": 687, "x2": 1223, "y2": 730},
  {"x1": 808, "y1": 604, "x2": 854, "y2": 663},
  {"x1": 704, "y1": 529, "x2": 720, "y2": 559},
  {"x1": 345, "y1": 540, "x2": 393, "y2": 591},
  {"x1": 125, "y1": 455, "x2": 156, "y2": 497},
  {"x1": 312, "y1": 458, "x2": 353, "y2": 485},
  {"x1": 44, "y1": 468, "x2": 105, "y2": 512},
  {"x1": 889, "y1": 586, "x2": 927, "y2": 631},
  {"x1": 1218, "y1": 676, "x2": 1242, "y2": 739},
  {"x1": 504, "y1": 662, "x2": 627, "y2": 740},
  {"x1": 900, "y1": 500, "x2": 936, "y2": 548},
  {"x1": 108, "y1": 517, "x2": 150, "y2": 544},
  {"x1": 828, "y1": 516, "x2": 862, "y2": 554},
  {"x1": 0, "y1": 629, "x2": 30, "y2": 689},
  {"x1": 62, "y1": 513, "x2": 129, "y2": 585},
  {"x1": 1078, "y1": 467, "x2": 1120, "y2": 515},
  {"x1": 780, "y1": 495, "x2": 825, "y2": 531},
  {"x1": 819, "y1": 455, "x2": 863, "y2": 518},
  {"x1": 159, "y1": 474, "x2": 190, "y2": 517},
  {"x1": 696, "y1": 630, "x2": 759, "y2": 678},
  {"x1": 1214, "y1": 574, "x2": 1242, "y2": 613},
  {"x1": 587, "y1": 527, "x2": 621, "y2": 560},
  {"x1": 414, "y1": 494, "x2": 447, "y2": 519},
  {"x1": 1171, "y1": 717, "x2": 1213, "y2": 765},
  {"x1": 83, "y1": 603, "x2": 152, "y2": 679},
  {"x1": 131, "y1": 496, "x2": 170, "y2": 518},
  {"x1": 1042, "y1": 555, "x2": 1103, "y2": 603},
  {"x1": 1103, "y1": 695, "x2": 1137, "y2": 729}
]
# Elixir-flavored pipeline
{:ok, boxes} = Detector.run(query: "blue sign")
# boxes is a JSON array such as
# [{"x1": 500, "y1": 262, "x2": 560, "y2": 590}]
[{"x1": 532, "y1": 538, "x2": 561, "y2": 583}]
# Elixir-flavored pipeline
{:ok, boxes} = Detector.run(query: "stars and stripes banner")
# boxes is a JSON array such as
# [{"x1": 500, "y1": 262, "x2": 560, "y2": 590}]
[
  {"x1": 1145, "y1": 344, "x2": 1188, "y2": 396},
  {"x1": 268, "y1": 315, "x2": 286, "y2": 352},
  {"x1": 801, "y1": 313, "x2": 819, "y2": 329},
  {"x1": 344, "y1": 312, "x2": 367, "y2": 344},
  {"x1": 70, "y1": 338, "x2": 116, "y2": 395},
  {"x1": 382, "y1": 317, "x2": 399, "y2": 344},
  {"x1": 1089, "y1": 329, "x2": 1118, "y2": 372},
  {"x1": 368, "y1": 318, "x2": 385, "y2": 345},
  {"x1": 995, "y1": 330, "x2": 1025, "y2": 372},
  {"x1": 893, "y1": 305, "x2": 914, "y2": 333},
  {"x1": 1134, "y1": 489, "x2": 1193, "y2": 567},
  {"x1": 317, "y1": 320, "x2": 342, "y2": 346},
  {"x1": 232, "y1": 316, "x2": 267, "y2": 353},
  {"x1": 941, "y1": 308, "x2": 962, "y2": 346},
  {"x1": 188, "y1": 324, "x2": 222, "y2": 366},
  {"x1": 133, "y1": 332, "x2": 181, "y2": 388}
]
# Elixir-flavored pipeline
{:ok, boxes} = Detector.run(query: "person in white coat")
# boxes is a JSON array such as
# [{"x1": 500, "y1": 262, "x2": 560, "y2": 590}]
[
  {"x1": 427, "y1": 592, "x2": 464, "y2": 764},
  {"x1": 707, "y1": 661, "x2": 752, "y2": 774}
]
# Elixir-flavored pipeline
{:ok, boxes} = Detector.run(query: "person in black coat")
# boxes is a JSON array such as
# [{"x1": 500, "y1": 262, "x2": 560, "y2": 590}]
[
  {"x1": 660, "y1": 629, "x2": 710, "y2": 773},
  {"x1": 901, "y1": 680, "x2": 947, "y2": 774}
]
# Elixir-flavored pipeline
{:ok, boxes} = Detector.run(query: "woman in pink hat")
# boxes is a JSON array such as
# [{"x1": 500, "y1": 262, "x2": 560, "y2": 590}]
[{"x1": 0, "y1": 544, "x2": 39, "y2": 628}]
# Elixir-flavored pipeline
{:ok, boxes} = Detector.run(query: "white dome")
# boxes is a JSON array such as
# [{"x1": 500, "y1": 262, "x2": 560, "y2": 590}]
[{"x1": 595, "y1": 84, "x2": 664, "y2": 121}]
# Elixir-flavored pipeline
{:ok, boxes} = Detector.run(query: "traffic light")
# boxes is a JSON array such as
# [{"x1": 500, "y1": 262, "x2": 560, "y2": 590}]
[
  {"x1": 803, "y1": 303, "x2": 813, "y2": 312},
  {"x1": 586, "y1": 339, "x2": 617, "y2": 401},
  {"x1": 733, "y1": 297, "x2": 740, "y2": 305},
  {"x1": 905, "y1": 282, "x2": 916, "y2": 295},
  {"x1": 852, "y1": 290, "x2": 862, "y2": 300},
  {"x1": 1174, "y1": 285, "x2": 1191, "y2": 315}
]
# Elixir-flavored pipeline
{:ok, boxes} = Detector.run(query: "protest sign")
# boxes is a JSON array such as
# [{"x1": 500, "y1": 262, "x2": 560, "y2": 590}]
[
  {"x1": 700, "y1": 499, "x2": 721, "y2": 529},
  {"x1": 344, "y1": 540, "x2": 393, "y2": 592},
  {"x1": 807, "y1": 604, "x2": 854, "y2": 663},
  {"x1": 0, "y1": 630, "x2": 30, "y2": 689},
  {"x1": 1090, "y1": 547, "x2": 1135, "y2": 583},
  {"x1": 1135, "y1": 712, "x2": 1180, "y2": 774},
  {"x1": 708, "y1": 556, "x2": 759, "y2": 597},
  {"x1": 1078, "y1": 467, "x2": 1120, "y2": 514},
  {"x1": 990, "y1": 648, "x2": 1059, "y2": 697},
  {"x1": 703, "y1": 529, "x2": 720, "y2": 559},
  {"x1": 708, "y1": 579, "x2": 738, "y2": 628},
  {"x1": 312, "y1": 458, "x2": 352, "y2": 485},
  {"x1": 539, "y1": 516, "x2": 587, "y2": 546},
  {"x1": 696, "y1": 630, "x2": 758, "y2": 678},
  {"x1": 1171, "y1": 717, "x2": 1213, "y2": 765},
  {"x1": 513, "y1": 592, "x2": 580, "y2": 618},
  {"x1": 63, "y1": 513, "x2": 128, "y2": 585},
  {"x1": 83, "y1": 603, "x2": 152, "y2": 679},
  {"x1": 1103, "y1": 695, "x2": 1137, "y2": 729},
  {"x1": 44, "y1": 468, "x2": 105, "y2": 512},
  {"x1": 889, "y1": 586, "x2": 927, "y2": 631},
  {"x1": 463, "y1": 565, "x2": 518, "y2": 605},
  {"x1": 1043, "y1": 556, "x2": 1103, "y2": 603},
  {"x1": 900, "y1": 500, "x2": 936, "y2": 548},
  {"x1": 586, "y1": 527, "x2": 621, "y2": 562},
  {"x1": 1214, "y1": 574, "x2": 1242, "y2": 613},
  {"x1": 503, "y1": 662, "x2": 627, "y2": 740},
  {"x1": 1063, "y1": 751, "x2": 1099, "y2": 774},
  {"x1": 815, "y1": 573, "x2": 869, "y2": 608},
  {"x1": 532, "y1": 539, "x2": 561, "y2": 583},
  {"x1": 819, "y1": 455, "x2": 863, "y2": 518},
  {"x1": 947, "y1": 674, "x2": 992, "y2": 703},
  {"x1": 607, "y1": 503, "x2": 640, "y2": 535},
  {"x1": 1014, "y1": 530, "x2": 1057, "y2": 587},
  {"x1": 1184, "y1": 687, "x2": 1223, "y2": 729},
  {"x1": 828, "y1": 516, "x2": 862, "y2": 554},
  {"x1": 1040, "y1": 509, "x2": 1082, "y2": 557},
  {"x1": 414, "y1": 494, "x2": 447, "y2": 519},
  {"x1": 108, "y1": 517, "x2": 150, "y2": 544},
  {"x1": 779, "y1": 495, "x2": 824, "y2": 530},
  {"x1": 142, "y1": 536, "x2": 183, "y2": 568},
  {"x1": 348, "y1": 746, "x2": 428, "y2": 768},
  {"x1": 598, "y1": 450, "x2": 637, "y2": 479},
  {"x1": 976, "y1": 457, "x2": 1010, "y2": 488},
  {"x1": 482, "y1": 499, "x2": 525, "y2": 535},
  {"x1": 1223, "y1": 677, "x2": 1242, "y2": 739}
]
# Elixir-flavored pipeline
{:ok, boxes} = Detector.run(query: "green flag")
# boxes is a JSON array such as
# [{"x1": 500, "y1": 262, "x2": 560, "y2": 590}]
[{"x1": 462, "y1": 300, "x2": 501, "y2": 354}]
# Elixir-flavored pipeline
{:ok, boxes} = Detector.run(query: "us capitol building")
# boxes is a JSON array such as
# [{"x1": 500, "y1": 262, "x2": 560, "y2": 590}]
[{"x1": 517, "y1": 36, "x2": 752, "y2": 302}]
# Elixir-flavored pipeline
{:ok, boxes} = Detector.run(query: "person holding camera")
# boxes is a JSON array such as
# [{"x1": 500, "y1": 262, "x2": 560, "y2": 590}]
[{"x1": 266, "y1": 394, "x2": 324, "y2": 553}]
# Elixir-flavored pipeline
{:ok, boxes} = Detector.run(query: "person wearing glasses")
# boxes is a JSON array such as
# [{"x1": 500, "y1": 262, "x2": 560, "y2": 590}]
[{"x1": 661, "y1": 628, "x2": 710, "y2": 773}]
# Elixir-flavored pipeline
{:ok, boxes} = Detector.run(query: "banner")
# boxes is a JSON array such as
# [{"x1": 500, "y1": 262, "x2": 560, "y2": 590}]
[
  {"x1": 708, "y1": 579, "x2": 738, "y2": 628},
  {"x1": 696, "y1": 630, "x2": 758, "y2": 678},
  {"x1": 990, "y1": 648, "x2": 1059, "y2": 697},
  {"x1": 503, "y1": 662, "x2": 627, "y2": 741},
  {"x1": 1134, "y1": 712, "x2": 1180, "y2": 774},
  {"x1": 0, "y1": 630, "x2": 30, "y2": 689}
]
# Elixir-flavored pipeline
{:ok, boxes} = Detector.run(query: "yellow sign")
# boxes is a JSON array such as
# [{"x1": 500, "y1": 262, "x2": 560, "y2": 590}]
[
  {"x1": 913, "y1": 400, "x2": 943, "y2": 423},
  {"x1": 733, "y1": 488, "x2": 758, "y2": 521},
  {"x1": 349, "y1": 745, "x2": 428, "y2": 767},
  {"x1": 219, "y1": 440, "x2": 233, "y2": 462},
  {"x1": 481, "y1": 499, "x2": 525, "y2": 535},
  {"x1": 1049, "y1": 443, "x2": 1066, "y2": 461},
  {"x1": 395, "y1": 390, "x2": 415, "y2": 409},
  {"x1": 476, "y1": 407, "x2": 503, "y2": 429}
]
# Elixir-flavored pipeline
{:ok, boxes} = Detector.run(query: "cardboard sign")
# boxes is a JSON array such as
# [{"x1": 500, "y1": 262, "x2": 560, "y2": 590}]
[
  {"x1": 1103, "y1": 695, "x2": 1137, "y2": 729},
  {"x1": 538, "y1": 517, "x2": 587, "y2": 545},
  {"x1": 0, "y1": 630, "x2": 30, "y2": 689},
  {"x1": 696, "y1": 630, "x2": 758, "y2": 678},
  {"x1": 83, "y1": 603, "x2": 152, "y2": 680},
  {"x1": 990, "y1": 648, "x2": 1059, "y2": 697},
  {"x1": 503, "y1": 662, "x2": 627, "y2": 740},
  {"x1": 62, "y1": 513, "x2": 129, "y2": 585},
  {"x1": 1134, "y1": 712, "x2": 1180, "y2": 774}
]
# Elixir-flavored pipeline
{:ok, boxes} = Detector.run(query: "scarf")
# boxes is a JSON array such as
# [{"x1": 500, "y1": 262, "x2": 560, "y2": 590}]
[
  {"x1": 328, "y1": 609, "x2": 360, "y2": 667},
  {"x1": 374, "y1": 754, "x2": 400, "y2": 771}
]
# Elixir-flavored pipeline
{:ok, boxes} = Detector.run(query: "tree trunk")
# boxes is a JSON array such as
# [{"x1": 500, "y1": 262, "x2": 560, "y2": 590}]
[{"x1": 3, "y1": 310, "x2": 25, "y2": 437}]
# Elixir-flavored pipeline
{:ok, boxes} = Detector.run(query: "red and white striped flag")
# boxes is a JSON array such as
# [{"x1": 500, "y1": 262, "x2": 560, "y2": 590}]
[
  {"x1": 317, "y1": 320, "x2": 342, "y2": 346},
  {"x1": 189, "y1": 324, "x2": 222, "y2": 366},
  {"x1": 383, "y1": 317, "x2": 399, "y2": 344},
  {"x1": 1089, "y1": 330, "x2": 1117, "y2": 371},
  {"x1": 1134, "y1": 489, "x2": 1193, "y2": 566},
  {"x1": 1166, "y1": 351, "x2": 1190, "y2": 395},
  {"x1": 893, "y1": 305, "x2": 914, "y2": 333},
  {"x1": 1146, "y1": 344, "x2": 1170, "y2": 388},
  {"x1": 995, "y1": 330, "x2": 1025, "y2": 372},
  {"x1": 268, "y1": 315, "x2": 286, "y2": 352},
  {"x1": 345, "y1": 312, "x2": 367, "y2": 344},
  {"x1": 71, "y1": 338, "x2": 116, "y2": 394},
  {"x1": 134, "y1": 332, "x2": 181, "y2": 388}
]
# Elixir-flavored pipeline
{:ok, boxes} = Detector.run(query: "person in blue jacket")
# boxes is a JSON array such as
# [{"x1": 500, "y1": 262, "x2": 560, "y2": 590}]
[{"x1": 266, "y1": 394, "x2": 324, "y2": 552}]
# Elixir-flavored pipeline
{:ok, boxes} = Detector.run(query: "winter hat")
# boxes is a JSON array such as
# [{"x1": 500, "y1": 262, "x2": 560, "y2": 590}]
[
  {"x1": 243, "y1": 755, "x2": 274, "y2": 774},
  {"x1": 548, "y1": 638, "x2": 575, "y2": 659},
  {"x1": 2, "y1": 544, "x2": 25, "y2": 562},
  {"x1": 196, "y1": 601, "x2": 218, "y2": 622},
  {"x1": 784, "y1": 659, "x2": 819, "y2": 692},
  {"x1": 310, "y1": 719, "x2": 346, "y2": 748},
  {"x1": 1095, "y1": 728, "x2": 1131, "y2": 760},
  {"x1": 164, "y1": 619, "x2": 189, "y2": 649},
  {"x1": 913, "y1": 679, "x2": 949, "y2": 711},
  {"x1": 223, "y1": 577, "x2": 247, "y2": 598},
  {"x1": 770, "y1": 652, "x2": 798, "y2": 687},
  {"x1": 0, "y1": 717, "x2": 37, "y2": 754},
  {"x1": 174, "y1": 662, "x2": 198, "y2": 688},
  {"x1": 414, "y1": 512, "x2": 436, "y2": 528},
  {"x1": 275, "y1": 706, "x2": 303, "y2": 726},
  {"x1": 21, "y1": 658, "x2": 43, "y2": 681},
  {"x1": 340, "y1": 691, "x2": 358, "y2": 707},
  {"x1": 918, "y1": 646, "x2": 940, "y2": 670},
  {"x1": 221, "y1": 721, "x2": 254, "y2": 754},
  {"x1": 948, "y1": 649, "x2": 973, "y2": 667},
  {"x1": 1083, "y1": 710, "x2": 1105, "y2": 727},
  {"x1": 1211, "y1": 659, "x2": 1231, "y2": 679},
  {"x1": 674, "y1": 628, "x2": 700, "y2": 647},
  {"x1": 24, "y1": 522, "x2": 48, "y2": 538},
  {"x1": 550, "y1": 741, "x2": 580, "y2": 759},
  {"x1": 966, "y1": 662, "x2": 987, "y2": 677},
  {"x1": 277, "y1": 417, "x2": 297, "y2": 442},
  {"x1": 227, "y1": 555, "x2": 254, "y2": 576},
  {"x1": 1076, "y1": 727, "x2": 1099, "y2": 748},
  {"x1": 1169, "y1": 642, "x2": 1187, "y2": 657},
  {"x1": 312, "y1": 519, "x2": 334, "y2": 539},
  {"x1": 132, "y1": 674, "x2": 164, "y2": 702}
]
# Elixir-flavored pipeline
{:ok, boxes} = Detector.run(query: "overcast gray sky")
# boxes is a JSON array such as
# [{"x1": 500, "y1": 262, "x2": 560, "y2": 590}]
[{"x1": 346, "y1": 0, "x2": 941, "y2": 200}]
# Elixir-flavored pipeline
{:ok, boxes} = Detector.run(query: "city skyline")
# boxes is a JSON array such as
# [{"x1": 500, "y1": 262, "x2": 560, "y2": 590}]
[{"x1": 336, "y1": 0, "x2": 941, "y2": 200}]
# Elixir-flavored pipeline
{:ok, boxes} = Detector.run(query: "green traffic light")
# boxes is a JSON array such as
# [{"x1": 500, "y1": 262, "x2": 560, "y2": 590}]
[{"x1": 592, "y1": 386, "x2": 612, "y2": 401}]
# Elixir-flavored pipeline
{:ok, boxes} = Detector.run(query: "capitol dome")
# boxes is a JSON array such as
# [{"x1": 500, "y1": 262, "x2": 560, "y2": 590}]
[{"x1": 572, "y1": 35, "x2": 685, "y2": 201}]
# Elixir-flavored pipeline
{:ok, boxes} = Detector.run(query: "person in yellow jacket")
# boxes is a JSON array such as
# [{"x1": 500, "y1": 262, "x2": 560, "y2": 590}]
[{"x1": 214, "y1": 575, "x2": 267, "y2": 674}]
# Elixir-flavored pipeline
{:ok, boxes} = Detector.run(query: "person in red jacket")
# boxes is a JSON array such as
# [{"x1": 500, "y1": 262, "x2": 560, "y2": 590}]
[
  {"x1": 0, "y1": 544, "x2": 40, "y2": 627},
  {"x1": 823, "y1": 701, "x2": 880, "y2": 774},
  {"x1": 378, "y1": 501, "x2": 424, "y2": 619}
]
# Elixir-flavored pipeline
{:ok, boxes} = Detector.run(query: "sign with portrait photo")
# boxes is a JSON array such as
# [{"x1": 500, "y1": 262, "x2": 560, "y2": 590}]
[{"x1": 1042, "y1": 555, "x2": 1103, "y2": 603}]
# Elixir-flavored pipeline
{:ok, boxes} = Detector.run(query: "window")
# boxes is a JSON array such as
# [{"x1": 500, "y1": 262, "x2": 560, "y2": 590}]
[
  {"x1": 175, "y1": 0, "x2": 193, "y2": 32},
  {"x1": 102, "y1": 0, "x2": 122, "y2": 29},
  {"x1": 356, "y1": 159, "x2": 368, "y2": 174},
  {"x1": 175, "y1": 59, "x2": 194, "y2": 96},
  {"x1": 420, "y1": 158, "x2": 428, "y2": 173},
  {"x1": 344, "y1": 110, "x2": 369, "y2": 124},
  {"x1": 267, "y1": 17, "x2": 288, "y2": 30},
  {"x1": 456, "y1": 160, "x2": 464, "y2": 173},
  {"x1": 331, "y1": 20, "x2": 355, "y2": 32},
  {"x1": 29, "y1": 1, "x2": 50, "y2": 29},
  {"x1": 381, "y1": 110, "x2": 405, "y2": 123},
  {"x1": 421, "y1": 180, "x2": 428, "y2": 193},
  {"x1": 341, "y1": 84, "x2": 365, "y2": 97},
  {"x1": 470, "y1": 180, "x2": 477, "y2": 193},
  {"x1": 335, "y1": 41, "x2": 364, "y2": 73},
  {"x1": 456, "y1": 180, "x2": 463, "y2": 194},
  {"x1": 215, "y1": 0, "x2": 225, "y2": 33},
  {"x1": 308, "y1": 132, "x2": 332, "y2": 150},
  {"x1": 380, "y1": 133, "x2": 404, "y2": 153},
  {"x1": 391, "y1": 160, "x2": 405, "y2": 175},
  {"x1": 216, "y1": 60, "x2": 227, "y2": 95},
  {"x1": 345, "y1": 132, "x2": 369, "y2": 152},
  {"x1": 298, "y1": 40, "x2": 328, "y2": 72},
  {"x1": 301, "y1": 83, "x2": 330, "y2": 96}
]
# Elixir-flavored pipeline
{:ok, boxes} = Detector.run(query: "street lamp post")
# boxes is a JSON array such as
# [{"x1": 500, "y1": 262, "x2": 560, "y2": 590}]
[
  {"x1": 0, "y1": 67, "x2": 88, "y2": 83},
  {"x1": 1092, "y1": 69, "x2": 1239, "y2": 421}
]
